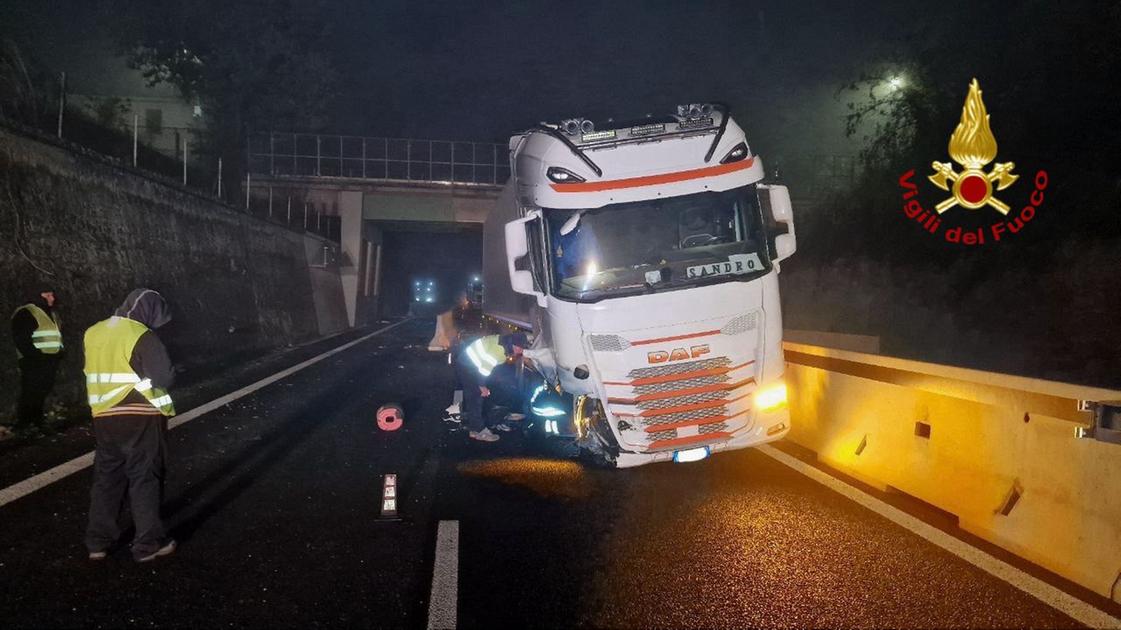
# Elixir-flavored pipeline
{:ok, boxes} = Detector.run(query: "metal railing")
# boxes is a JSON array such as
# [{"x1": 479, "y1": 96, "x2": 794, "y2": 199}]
[{"x1": 247, "y1": 132, "x2": 510, "y2": 186}]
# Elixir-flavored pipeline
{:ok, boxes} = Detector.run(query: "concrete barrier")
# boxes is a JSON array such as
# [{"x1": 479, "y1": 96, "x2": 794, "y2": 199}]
[
  {"x1": 783, "y1": 341, "x2": 1121, "y2": 603},
  {"x1": 785, "y1": 329, "x2": 881, "y2": 354},
  {"x1": 428, "y1": 310, "x2": 455, "y2": 351}
]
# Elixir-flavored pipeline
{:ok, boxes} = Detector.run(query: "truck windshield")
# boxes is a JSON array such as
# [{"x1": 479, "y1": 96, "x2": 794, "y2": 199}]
[{"x1": 543, "y1": 185, "x2": 771, "y2": 301}]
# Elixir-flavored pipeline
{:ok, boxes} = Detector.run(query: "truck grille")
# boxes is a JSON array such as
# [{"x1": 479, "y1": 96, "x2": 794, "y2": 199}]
[
  {"x1": 606, "y1": 354, "x2": 754, "y2": 452},
  {"x1": 627, "y1": 357, "x2": 731, "y2": 380}
]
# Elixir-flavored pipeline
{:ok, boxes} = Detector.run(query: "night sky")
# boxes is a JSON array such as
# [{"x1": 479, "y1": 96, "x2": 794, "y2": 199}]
[{"x1": 0, "y1": 0, "x2": 918, "y2": 154}]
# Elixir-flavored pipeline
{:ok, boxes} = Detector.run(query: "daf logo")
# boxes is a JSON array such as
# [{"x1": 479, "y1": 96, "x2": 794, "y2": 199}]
[{"x1": 647, "y1": 345, "x2": 710, "y2": 364}]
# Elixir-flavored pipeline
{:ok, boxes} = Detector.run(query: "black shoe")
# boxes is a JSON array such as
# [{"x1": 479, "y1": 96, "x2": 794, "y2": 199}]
[{"x1": 135, "y1": 539, "x2": 176, "y2": 563}]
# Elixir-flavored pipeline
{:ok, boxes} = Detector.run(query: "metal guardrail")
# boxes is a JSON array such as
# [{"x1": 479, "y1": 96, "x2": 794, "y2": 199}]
[{"x1": 247, "y1": 132, "x2": 510, "y2": 186}]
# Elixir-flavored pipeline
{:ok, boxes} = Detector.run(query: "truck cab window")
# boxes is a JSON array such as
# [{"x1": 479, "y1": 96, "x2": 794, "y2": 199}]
[{"x1": 543, "y1": 185, "x2": 770, "y2": 302}]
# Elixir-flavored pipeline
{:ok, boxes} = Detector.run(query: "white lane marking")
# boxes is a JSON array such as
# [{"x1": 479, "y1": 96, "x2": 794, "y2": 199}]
[
  {"x1": 427, "y1": 520, "x2": 459, "y2": 630},
  {"x1": 757, "y1": 444, "x2": 1121, "y2": 630},
  {"x1": 0, "y1": 319, "x2": 412, "y2": 509}
]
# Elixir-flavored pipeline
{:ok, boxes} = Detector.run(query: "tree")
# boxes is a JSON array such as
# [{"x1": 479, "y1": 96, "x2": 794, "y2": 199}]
[
  {"x1": 826, "y1": 0, "x2": 1121, "y2": 265},
  {"x1": 101, "y1": 0, "x2": 339, "y2": 196}
]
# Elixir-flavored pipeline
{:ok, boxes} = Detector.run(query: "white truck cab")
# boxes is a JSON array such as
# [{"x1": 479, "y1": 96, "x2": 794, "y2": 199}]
[{"x1": 483, "y1": 104, "x2": 796, "y2": 467}]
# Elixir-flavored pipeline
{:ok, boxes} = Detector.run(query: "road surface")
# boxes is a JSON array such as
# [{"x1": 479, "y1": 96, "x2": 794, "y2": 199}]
[{"x1": 0, "y1": 319, "x2": 1112, "y2": 628}]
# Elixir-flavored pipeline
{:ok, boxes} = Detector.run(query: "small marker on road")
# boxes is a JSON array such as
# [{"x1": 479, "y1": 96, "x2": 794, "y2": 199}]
[
  {"x1": 377, "y1": 403, "x2": 405, "y2": 431},
  {"x1": 380, "y1": 474, "x2": 400, "y2": 520}
]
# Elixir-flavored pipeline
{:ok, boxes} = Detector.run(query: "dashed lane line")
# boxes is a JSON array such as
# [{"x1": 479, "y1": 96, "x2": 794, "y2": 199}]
[
  {"x1": 0, "y1": 319, "x2": 413, "y2": 509},
  {"x1": 757, "y1": 444, "x2": 1121, "y2": 630},
  {"x1": 427, "y1": 520, "x2": 459, "y2": 630}
]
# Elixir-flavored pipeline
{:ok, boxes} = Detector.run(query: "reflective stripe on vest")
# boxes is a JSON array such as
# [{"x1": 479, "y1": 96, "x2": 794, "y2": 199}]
[
  {"x1": 83, "y1": 316, "x2": 175, "y2": 417},
  {"x1": 12, "y1": 304, "x2": 63, "y2": 358},
  {"x1": 466, "y1": 336, "x2": 505, "y2": 377}
]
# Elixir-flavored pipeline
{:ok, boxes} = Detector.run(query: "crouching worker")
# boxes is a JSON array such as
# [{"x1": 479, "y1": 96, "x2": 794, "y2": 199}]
[
  {"x1": 452, "y1": 332, "x2": 527, "y2": 442},
  {"x1": 84, "y1": 289, "x2": 177, "y2": 562},
  {"x1": 483, "y1": 333, "x2": 531, "y2": 430}
]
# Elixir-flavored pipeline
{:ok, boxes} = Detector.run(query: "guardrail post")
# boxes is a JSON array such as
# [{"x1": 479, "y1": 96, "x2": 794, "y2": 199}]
[
  {"x1": 245, "y1": 173, "x2": 251, "y2": 210},
  {"x1": 286, "y1": 196, "x2": 291, "y2": 225},
  {"x1": 304, "y1": 202, "x2": 309, "y2": 229}
]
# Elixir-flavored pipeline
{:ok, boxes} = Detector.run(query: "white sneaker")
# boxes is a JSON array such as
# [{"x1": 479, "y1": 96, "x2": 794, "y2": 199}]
[
  {"x1": 468, "y1": 428, "x2": 500, "y2": 442},
  {"x1": 492, "y1": 423, "x2": 513, "y2": 433}
]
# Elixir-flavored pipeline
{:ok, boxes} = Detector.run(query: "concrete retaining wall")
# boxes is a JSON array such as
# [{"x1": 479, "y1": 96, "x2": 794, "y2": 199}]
[
  {"x1": 0, "y1": 122, "x2": 347, "y2": 417},
  {"x1": 784, "y1": 341, "x2": 1121, "y2": 602}
]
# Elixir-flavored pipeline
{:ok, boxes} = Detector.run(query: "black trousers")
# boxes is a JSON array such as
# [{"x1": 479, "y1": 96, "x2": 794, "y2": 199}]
[
  {"x1": 85, "y1": 414, "x2": 168, "y2": 557},
  {"x1": 17, "y1": 357, "x2": 60, "y2": 428},
  {"x1": 453, "y1": 358, "x2": 487, "y2": 432}
]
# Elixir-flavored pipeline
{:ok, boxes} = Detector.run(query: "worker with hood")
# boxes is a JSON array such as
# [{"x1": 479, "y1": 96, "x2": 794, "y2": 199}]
[
  {"x1": 83, "y1": 289, "x2": 177, "y2": 563},
  {"x1": 9, "y1": 285, "x2": 64, "y2": 435}
]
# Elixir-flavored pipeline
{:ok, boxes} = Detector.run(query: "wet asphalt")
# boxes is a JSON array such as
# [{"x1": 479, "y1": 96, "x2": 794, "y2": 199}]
[{"x1": 0, "y1": 319, "x2": 1101, "y2": 628}]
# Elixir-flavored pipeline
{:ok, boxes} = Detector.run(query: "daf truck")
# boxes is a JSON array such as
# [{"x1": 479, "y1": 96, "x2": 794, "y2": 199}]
[{"x1": 483, "y1": 104, "x2": 796, "y2": 468}]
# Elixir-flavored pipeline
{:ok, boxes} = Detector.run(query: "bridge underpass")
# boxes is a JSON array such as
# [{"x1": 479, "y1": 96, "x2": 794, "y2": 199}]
[
  {"x1": 245, "y1": 133, "x2": 505, "y2": 326},
  {"x1": 247, "y1": 177, "x2": 499, "y2": 326}
]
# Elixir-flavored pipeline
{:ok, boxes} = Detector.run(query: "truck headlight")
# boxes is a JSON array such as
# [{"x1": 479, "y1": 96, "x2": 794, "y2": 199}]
[{"x1": 754, "y1": 382, "x2": 788, "y2": 412}]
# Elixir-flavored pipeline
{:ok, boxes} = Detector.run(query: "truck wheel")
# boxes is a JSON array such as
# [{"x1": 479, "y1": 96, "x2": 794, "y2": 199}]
[{"x1": 577, "y1": 444, "x2": 617, "y2": 469}]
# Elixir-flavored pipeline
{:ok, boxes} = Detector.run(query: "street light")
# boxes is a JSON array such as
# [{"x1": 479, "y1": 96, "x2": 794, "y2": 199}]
[{"x1": 888, "y1": 75, "x2": 904, "y2": 91}]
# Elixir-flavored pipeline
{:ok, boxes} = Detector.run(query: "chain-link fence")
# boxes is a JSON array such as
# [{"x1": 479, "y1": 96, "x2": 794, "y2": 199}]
[
  {"x1": 243, "y1": 183, "x2": 342, "y2": 243},
  {"x1": 247, "y1": 132, "x2": 510, "y2": 186},
  {"x1": 0, "y1": 43, "x2": 345, "y2": 243},
  {"x1": 0, "y1": 58, "x2": 222, "y2": 194}
]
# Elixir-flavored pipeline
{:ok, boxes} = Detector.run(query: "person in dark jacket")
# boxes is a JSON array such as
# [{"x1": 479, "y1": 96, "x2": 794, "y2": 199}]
[
  {"x1": 83, "y1": 289, "x2": 177, "y2": 562},
  {"x1": 9, "y1": 287, "x2": 64, "y2": 434}
]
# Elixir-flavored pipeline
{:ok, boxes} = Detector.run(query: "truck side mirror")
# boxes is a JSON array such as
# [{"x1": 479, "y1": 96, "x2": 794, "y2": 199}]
[
  {"x1": 505, "y1": 212, "x2": 548, "y2": 306},
  {"x1": 760, "y1": 184, "x2": 797, "y2": 262}
]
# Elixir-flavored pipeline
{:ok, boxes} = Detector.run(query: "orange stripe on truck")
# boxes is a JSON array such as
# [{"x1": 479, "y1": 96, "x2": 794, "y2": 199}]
[{"x1": 549, "y1": 158, "x2": 754, "y2": 193}]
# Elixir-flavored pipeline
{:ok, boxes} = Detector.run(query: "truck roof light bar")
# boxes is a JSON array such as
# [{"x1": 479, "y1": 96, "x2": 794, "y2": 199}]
[
  {"x1": 535, "y1": 124, "x2": 603, "y2": 177},
  {"x1": 703, "y1": 103, "x2": 731, "y2": 163},
  {"x1": 561, "y1": 118, "x2": 595, "y2": 136}
]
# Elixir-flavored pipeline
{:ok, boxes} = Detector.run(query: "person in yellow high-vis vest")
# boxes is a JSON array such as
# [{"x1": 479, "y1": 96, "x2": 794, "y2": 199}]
[
  {"x1": 9, "y1": 287, "x2": 64, "y2": 434},
  {"x1": 84, "y1": 289, "x2": 178, "y2": 563}
]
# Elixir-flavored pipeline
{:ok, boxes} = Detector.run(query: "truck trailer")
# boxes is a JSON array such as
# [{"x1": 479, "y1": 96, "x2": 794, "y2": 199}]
[{"x1": 483, "y1": 104, "x2": 796, "y2": 468}]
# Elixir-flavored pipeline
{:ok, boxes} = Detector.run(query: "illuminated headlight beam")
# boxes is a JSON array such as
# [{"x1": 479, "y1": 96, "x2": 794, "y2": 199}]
[{"x1": 754, "y1": 382, "x2": 788, "y2": 412}]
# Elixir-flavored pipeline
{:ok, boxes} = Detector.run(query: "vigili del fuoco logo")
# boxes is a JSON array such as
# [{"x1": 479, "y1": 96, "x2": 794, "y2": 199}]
[{"x1": 898, "y1": 79, "x2": 1049, "y2": 246}]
